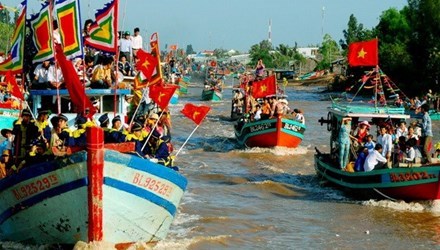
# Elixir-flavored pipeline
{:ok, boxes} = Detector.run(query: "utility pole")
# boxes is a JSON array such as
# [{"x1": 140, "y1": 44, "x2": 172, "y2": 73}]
[{"x1": 321, "y1": 6, "x2": 325, "y2": 38}]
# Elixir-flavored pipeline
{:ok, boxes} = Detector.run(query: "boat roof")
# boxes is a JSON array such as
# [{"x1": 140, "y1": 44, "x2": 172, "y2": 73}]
[{"x1": 329, "y1": 101, "x2": 410, "y2": 119}]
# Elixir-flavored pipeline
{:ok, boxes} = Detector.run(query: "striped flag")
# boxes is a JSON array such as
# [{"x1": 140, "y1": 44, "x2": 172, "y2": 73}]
[
  {"x1": 29, "y1": 1, "x2": 54, "y2": 63},
  {"x1": 84, "y1": 0, "x2": 118, "y2": 54},
  {"x1": 55, "y1": 0, "x2": 83, "y2": 59},
  {"x1": 149, "y1": 32, "x2": 163, "y2": 85},
  {"x1": 0, "y1": 0, "x2": 27, "y2": 74}
]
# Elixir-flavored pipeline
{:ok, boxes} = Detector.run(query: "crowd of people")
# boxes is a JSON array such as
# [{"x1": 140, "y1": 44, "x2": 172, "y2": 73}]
[
  {"x1": 337, "y1": 104, "x2": 439, "y2": 172},
  {"x1": 0, "y1": 107, "x2": 175, "y2": 180}
]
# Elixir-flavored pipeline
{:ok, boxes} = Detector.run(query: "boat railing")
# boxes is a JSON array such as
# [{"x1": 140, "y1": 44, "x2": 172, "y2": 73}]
[{"x1": 332, "y1": 101, "x2": 406, "y2": 115}]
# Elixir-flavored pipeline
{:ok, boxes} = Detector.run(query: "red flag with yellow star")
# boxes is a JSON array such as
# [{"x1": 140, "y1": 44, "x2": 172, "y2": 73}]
[
  {"x1": 149, "y1": 84, "x2": 178, "y2": 110},
  {"x1": 181, "y1": 103, "x2": 211, "y2": 125},
  {"x1": 251, "y1": 75, "x2": 276, "y2": 98},
  {"x1": 348, "y1": 39, "x2": 378, "y2": 67},
  {"x1": 135, "y1": 49, "x2": 158, "y2": 81},
  {"x1": 4, "y1": 70, "x2": 24, "y2": 100}
]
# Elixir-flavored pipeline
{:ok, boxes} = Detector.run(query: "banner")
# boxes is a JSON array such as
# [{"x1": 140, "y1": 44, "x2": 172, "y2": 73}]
[
  {"x1": 55, "y1": 0, "x2": 83, "y2": 59},
  {"x1": 0, "y1": 0, "x2": 27, "y2": 74},
  {"x1": 149, "y1": 32, "x2": 163, "y2": 85},
  {"x1": 347, "y1": 39, "x2": 379, "y2": 67},
  {"x1": 29, "y1": 1, "x2": 54, "y2": 63},
  {"x1": 84, "y1": 0, "x2": 118, "y2": 54}
]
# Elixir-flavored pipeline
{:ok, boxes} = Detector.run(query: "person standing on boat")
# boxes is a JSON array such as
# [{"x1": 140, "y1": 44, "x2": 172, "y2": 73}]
[
  {"x1": 338, "y1": 117, "x2": 352, "y2": 170},
  {"x1": 255, "y1": 58, "x2": 265, "y2": 80},
  {"x1": 144, "y1": 130, "x2": 173, "y2": 167},
  {"x1": 420, "y1": 104, "x2": 433, "y2": 163},
  {"x1": 32, "y1": 60, "x2": 51, "y2": 89},
  {"x1": 377, "y1": 125, "x2": 393, "y2": 168},
  {"x1": 90, "y1": 56, "x2": 114, "y2": 89},
  {"x1": 35, "y1": 108, "x2": 51, "y2": 146},
  {"x1": 12, "y1": 109, "x2": 39, "y2": 164},
  {"x1": 131, "y1": 27, "x2": 143, "y2": 62},
  {"x1": 119, "y1": 31, "x2": 132, "y2": 63},
  {"x1": 363, "y1": 144, "x2": 388, "y2": 171}
]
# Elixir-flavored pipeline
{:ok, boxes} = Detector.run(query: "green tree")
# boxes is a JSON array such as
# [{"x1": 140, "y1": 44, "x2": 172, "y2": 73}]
[
  {"x1": 317, "y1": 34, "x2": 340, "y2": 70},
  {"x1": 271, "y1": 43, "x2": 306, "y2": 70},
  {"x1": 0, "y1": 22, "x2": 14, "y2": 53},
  {"x1": 340, "y1": 14, "x2": 374, "y2": 52},
  {"x1": 213, "y1": 48, "x2": 228, "y2": 59},
  {"x1": 375, "y1": 7, "x2": 413, "y2": 89},
  {"x1": 407, "y1": 0, "x2": 440, "y2": 90},
  {"x1": 248, "y1": 40, "x2": 273, "y2": 68}
]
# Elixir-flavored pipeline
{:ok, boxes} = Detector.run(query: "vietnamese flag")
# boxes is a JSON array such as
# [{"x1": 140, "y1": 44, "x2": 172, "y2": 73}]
[
  {"x1": 136, "y1": 49, "x2": 158, "y2": 80},
  {"x1": 251, "y1": 75, "x2": 276, "y2": 98},
  {"x1": 149, "y1": 84, "x2": 178, "y2": 110},
  {"x1": 181, "y1": 103, "x2": 211, "y2": 125},
  {"x1": 4, "y1": 70, "x2": 24, "y2": 100},
  {"x1": 347, "y1": 39, "x2": 378, "y2": 67}
]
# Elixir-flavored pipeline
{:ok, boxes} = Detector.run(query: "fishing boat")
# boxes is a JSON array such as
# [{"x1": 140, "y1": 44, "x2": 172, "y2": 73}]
[
  {"x1": 315, "y1": 67, "x2": 440, "y2": 201},
  {"x1": 0, "y1": 80, "x2": 22, "y2": 130},
  {"x1": 176, "y1": 75, "x2": 190, "y2": 94},
  {"x1": 235, "y1": 116, "x2": 306, "y2": 148},
  {"x1": 0, "y1": 127, "x2": 187, "y2": 247},
  {"x1": 202, "y1": 67, "x2": 224, "y2": 101},
  {"x1": 233, "y1": 74, "x2": 306, "y2": 148}
]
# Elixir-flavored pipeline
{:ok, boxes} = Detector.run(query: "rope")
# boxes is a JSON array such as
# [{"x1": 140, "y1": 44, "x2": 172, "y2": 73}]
[{"x1": 372, "y1": 188, "x2": 397, "y2": 201}]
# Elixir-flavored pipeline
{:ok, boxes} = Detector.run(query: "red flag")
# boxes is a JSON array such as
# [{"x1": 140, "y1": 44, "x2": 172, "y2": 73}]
[
  {"x1": 181, "y1": 103, "x2": 211, "y2": 125},
  {"x1": 251, "y1": 75, "x2": 276, "y2": 98},
  {"x1": 4, "y1": 71, "x2": 24, "y2": 100},
  {"x1": 54, "y1": 45, "x2": 96, "y2": 118},
  {"x1": 149, "y1": 84, "x2": 178, "y2": 110},
  {"x1": 348, "y1": 39, "x2": 378, "y2": 67},
  {"x1": 135, "y1": 49, "x2": 158, "y2": 80}
]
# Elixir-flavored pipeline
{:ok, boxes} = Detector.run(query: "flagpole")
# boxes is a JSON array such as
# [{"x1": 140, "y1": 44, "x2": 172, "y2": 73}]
[
  {"x1": 128, "y1": 87, "x2": 147, "y2": 127},
  {"x1": 174, "y1": 125, "x2": 199, "y2": 157}
]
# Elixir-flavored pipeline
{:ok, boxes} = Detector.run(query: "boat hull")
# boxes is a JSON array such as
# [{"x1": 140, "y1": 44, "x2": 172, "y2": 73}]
[
  {"x1": 201, "y1": 89, "x2": 222, "y2": 101},
  {"x1": 0, "y1": 149, "x2": 187, "y2": 245},
  {"x1": 0, "y1": 108, "x2": 20, "y2": 130},
  {"x1": 234, "y1": 117, "x2": 306, "y2": 148},
  {"x1": 314, "y1": 154, "x2": 440, "y2": 201}
]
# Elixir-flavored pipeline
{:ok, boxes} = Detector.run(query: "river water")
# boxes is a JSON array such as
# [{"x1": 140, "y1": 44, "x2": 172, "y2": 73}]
[{"x1": 2, "y1": 80, "x2": 440, "y2": 250}]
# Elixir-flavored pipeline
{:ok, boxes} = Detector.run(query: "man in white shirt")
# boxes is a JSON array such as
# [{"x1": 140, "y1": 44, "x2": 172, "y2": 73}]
[
  {"x1": 33, "y1": 60, "x2": 51, "y2": 89},
  {"x1": 119, "y1": 31, "x2": 132, "y2": 63},
  {"x1": 377, "y1": 126, "x2": 393, "y2": 168},
  {"x1": 364, "y1": 144, "x2": 387, "y2": 171},
  {"x1": 131, "y1": 27, "x2": 143, "y2": 62}
]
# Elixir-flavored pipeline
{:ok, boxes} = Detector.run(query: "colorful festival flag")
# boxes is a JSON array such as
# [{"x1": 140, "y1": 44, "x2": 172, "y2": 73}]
[
  {"x1": 149, "y1": 84, "x2": 178, "y2": 110},
  {"x1": 149, "y1": 32, "x2": 163, "y2": 85},
  {"x1": 84, "y1": 0, "x2": 118, "y2": 54},
  {"x1": 29, "y1": 1, "x2": 54, "y2": 63},
  {"x1": 181, "y1": 103, "x2": 211, "y2": 125},
  {"x1": 135, "y1": 49, "x2": 159, "y2": 81},
  {"x1": 0, "y1": 0, "x2": 27, "y2": 74},
  {"x1": 4, "y1": 70, "x2": 24, "y2": 100},
  {"x1": 55, "y1": 0, "x2": 83, "y2": 59},
  {"x1": 347, "y1": 39, "x2": 379, "y2": 67},
  {"x1": 251, "y1": 75, "x2": 276, "y2": 98},
  {"x1": 54, "y1": 45, "x2": 96, "y2": 118},
  {"x1": 133, "y1": 71, "x2": 148, "y2": 90}
]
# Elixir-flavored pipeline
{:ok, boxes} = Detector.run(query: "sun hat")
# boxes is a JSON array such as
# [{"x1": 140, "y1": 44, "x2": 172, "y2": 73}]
[
  {"x1": 148, "y1": 113, "x2": 159, "y2": 120},
  {"x1": 358, "y1": 121, "x2": 371, "y2": 127}
]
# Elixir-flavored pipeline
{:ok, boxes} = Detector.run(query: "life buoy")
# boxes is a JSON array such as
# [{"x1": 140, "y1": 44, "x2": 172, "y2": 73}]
[{"x1": 210, "y1": 61, "x2": 217, "y2": 67}]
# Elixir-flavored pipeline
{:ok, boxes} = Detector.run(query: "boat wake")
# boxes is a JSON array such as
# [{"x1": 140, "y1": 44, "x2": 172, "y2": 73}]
[
  {"x1": 361, "y1": 199, "x2": 440, "y2": 213},
  {"x1": 234, "y1": 145, "x2": 309, "y2": 156}
]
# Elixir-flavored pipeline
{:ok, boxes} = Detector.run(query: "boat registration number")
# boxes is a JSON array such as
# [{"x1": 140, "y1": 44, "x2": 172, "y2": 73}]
[
  {"x1": 249, "y1": 123, "x2": 271, "y2": 133},
  {"x1": 11, "y1": 174, "x2": 59, "y2": 201},
  {"x1": 283, "y1": 123, "x2": 302, "y2": 132},
  {"x1": 132, "y1": 173, "x2": 174, "y2": 198},
  {"x1": 389, "y1": 171, "x2": 436, "y2": 183}
]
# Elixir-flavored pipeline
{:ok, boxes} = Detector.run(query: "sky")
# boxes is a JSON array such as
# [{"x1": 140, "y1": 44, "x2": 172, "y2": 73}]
[{"x1": 3, "y1": 0, "x2": 408, "y2": 52}]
